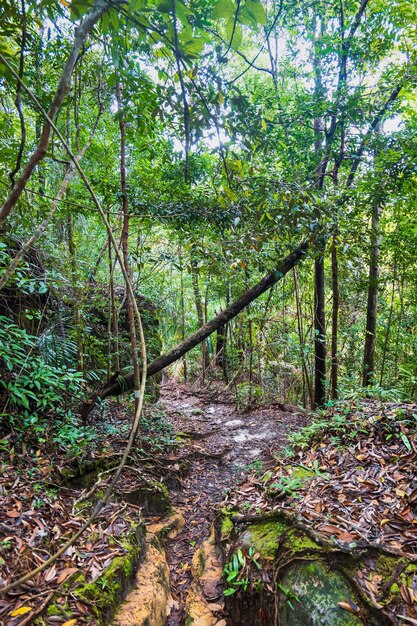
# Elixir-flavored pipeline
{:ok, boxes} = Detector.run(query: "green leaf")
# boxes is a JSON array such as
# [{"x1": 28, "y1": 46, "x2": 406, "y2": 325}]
[
  {"x1": 241, "y1": 0, "x2": 266, "y2": 25},
  {"x1": 225, "y1": 17, "x2": 242, "y2": 50},
  {"x1": 400, "y1": 431, "x2": 412, "y2": 451},
  {"x1": 212, "y1": 0, "x2": 235, "y2": 19},
  {"x1": 224, "y1": 587, "x2": 237, "y2": 596},
  {"x1": 69, "y1": 0, "x2": 93, "y2": 21}
]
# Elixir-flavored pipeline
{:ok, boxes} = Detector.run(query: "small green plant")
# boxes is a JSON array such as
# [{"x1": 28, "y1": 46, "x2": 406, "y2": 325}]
[
  {"x1": 248, "y1": 459, "x2": 264, "y2": 475},
  {"x1": 235, "y1": 382, "x2": 262, "y2": 408},
  {"x1": 223, "y1": 549, "x2": 247, "y2": 596},
  {"x1": 223, "y1": 547, "x2": 263, "y2": 596},
  {"x1": 270, "y1": 475, "x2": 305, "y2": 496},
  {"x1": 277, "y1": 583, "x2": 301, "y2": 613}
]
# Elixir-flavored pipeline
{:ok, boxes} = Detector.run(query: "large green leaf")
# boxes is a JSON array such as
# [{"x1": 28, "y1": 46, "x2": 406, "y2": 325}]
[
  {"x1": 226, "y1": 16, "x2": 242, "y2": 50},
  {"x1": 69, "y1": 0, "x2": 93, "y2": 20},
  {"x1": 241, "y1": 0, "x2": 266, "y2": 26},
  {"x1": 212, "y1": 0, "x2": 236, "y2": 20}
]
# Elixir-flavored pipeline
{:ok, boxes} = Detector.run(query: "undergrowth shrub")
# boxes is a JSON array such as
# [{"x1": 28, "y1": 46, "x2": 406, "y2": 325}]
[{"x1": 0, "y1": 316, "x2": 83, "y2": 445}]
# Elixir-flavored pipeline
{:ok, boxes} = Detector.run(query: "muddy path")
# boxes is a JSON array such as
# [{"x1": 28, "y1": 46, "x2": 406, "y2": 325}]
[{"x1": 158, "y1": 383, "x2": 307, "y2": 626}]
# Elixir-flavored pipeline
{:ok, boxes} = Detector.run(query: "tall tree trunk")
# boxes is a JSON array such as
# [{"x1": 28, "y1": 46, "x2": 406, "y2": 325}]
[
  {"x1": 293, "y1": 268, "x2": 313, "y2": 408},
  {"x1": 116, "y1": 81, "x2": 140, "y2": 411},
  {"x1": 107, "y1": 230, "x2": 120, "y2": 375},
  {"x1": 312, "y1": 42, "x2": 327, "y2": 407},
  {"x1": 67, "y1": 212, "x2": 84, "y2": 373},
  {"x1": 380, "y1": 261, "x2": 396, "y2": 387},
  {"x1": 178, "y1": 246, "x2": 187, "y2": 381},
  {"x1": 362, "y1": 199, "x2": 382, "y2": 387},
  {"x1": 330, "y1": 233, "x2": 339, "y2": 398},
  {"x1": 314, "y1": 253, "x2": 326, "y2": 406},
  {"x1": 190, "y1": 251, "x2": 210, "y2": 371}
]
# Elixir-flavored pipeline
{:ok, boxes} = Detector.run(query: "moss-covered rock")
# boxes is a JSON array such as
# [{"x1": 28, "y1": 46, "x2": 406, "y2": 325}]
[
  {"x1": 119, "y1": 480, "x2": 171, "y2": 514},
  {"x1": 218, "y1": 512, "x2": 404, "y2": 626},
  {"x1": 278, "y1": 560, "x2": 363, "y2": 625},
  {"x1": 239, "y1": 520, "x2": 287, "y2": 558},
  {"x1": 185, "y1": 582, "x2": 217, "y2": 626},
  {"x1": 113, "y1": 536, "x2": 171, "y2": 626}
]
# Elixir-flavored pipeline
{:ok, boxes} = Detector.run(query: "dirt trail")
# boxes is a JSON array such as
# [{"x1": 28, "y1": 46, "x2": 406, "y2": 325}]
[{"x1": 160, "y1": 383, "x2": 307, "y2": 626}]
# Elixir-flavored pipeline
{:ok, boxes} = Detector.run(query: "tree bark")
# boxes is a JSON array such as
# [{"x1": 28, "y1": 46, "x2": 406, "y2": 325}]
[
  {"x1": 67, "y1": 212, "x2": 84, "y2": 373},
  {"x1": 330, "y1": 233, "x2": 339, "y2": 398},
  {"x1": 116, "y1": 81, "x2": 141, "y2": 411},
  {"x1": 293, "y1": 267, "x2": 313, "y2": 408},
  {"x1": 179, "y1": 246, "x2": 187, "y2": 380},
  {"x1": 81, "y1": 239, "x2": 310, "y2": 416},
  {"x1": 379, "y1": 261, "x2": 396, "y2": 387},
  {"x1": 362, "y1": 199, "x2": 382, "y2": 387},
  {"x1": 314, "y1": 253, "x2": 326, "y2": 406},
  {"x1": 190, "y1": 251, "x2": 210, "y2": 370},
  {"x1": 216, "y1": 325, "x2": 226, "y2": 369}
]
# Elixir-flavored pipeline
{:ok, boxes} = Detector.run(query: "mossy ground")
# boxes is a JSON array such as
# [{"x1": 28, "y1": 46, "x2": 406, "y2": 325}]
[
  {"x1": 221, "y1": 512, "x2": 414, "y2": 625},
  {"x1": 36, "y1": 523, "x2": 145, "y2": 625}
]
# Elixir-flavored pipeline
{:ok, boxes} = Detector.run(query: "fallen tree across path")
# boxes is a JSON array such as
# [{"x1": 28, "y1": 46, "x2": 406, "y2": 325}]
[{"x1": 82, "y1": 237, "x2": 310, "y2": 417}]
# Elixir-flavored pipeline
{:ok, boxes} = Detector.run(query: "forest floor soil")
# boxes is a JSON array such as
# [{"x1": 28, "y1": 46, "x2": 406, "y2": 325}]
[
  {"x1": 156, "y1": 381, "x2": 308, "y2": 626},
  {"x1": 0, "y1": 381, "x2": 305, "y2": 626},
  {"x1": 4, "y1": 384, "x2": 417, "y2": 625}
]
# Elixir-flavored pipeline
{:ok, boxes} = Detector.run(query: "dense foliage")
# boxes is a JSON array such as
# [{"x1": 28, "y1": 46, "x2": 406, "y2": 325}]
[{"x1": 1, "y1": 0, "x2": 417, "y2": 442}]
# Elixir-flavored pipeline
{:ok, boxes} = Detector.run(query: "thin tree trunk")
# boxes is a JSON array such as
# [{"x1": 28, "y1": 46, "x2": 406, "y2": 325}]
[
  {"x1": 179, "y1": 245, "x2": 187, "y2": 381},
  {"x1": 394, "y1": 277, "x2": 404, "y2": 383},
  {"x1": 294, "y1": 268, "x2": 313, "y2": 408},
  {"x1": 190, "y1": 251, "x2": 210, "y2": 371},
  {"x1": 312, "y1": 48, "x2": 327, "y2": 407},
  {"x1": 82, "y1": 239, "x2": 310, "y2": 414},
  {"x1": 330, "y1": 232, "x2": 339, "y2": 398},
  {"x1": 67, "y1": 212, "x2": 84, "y2": 373},
  {"x1": 116, "y1": 81, "x2": 140, "y2": 411},
  {"x1": 362, "y1": 199, "x2": 382, "y2": 387},
  {"x1": 248, "y1": 308, "x2": 254, "y2": 403},
  {"x1": 216, "y1": 325, "x2": 225, "y2": 369},
  {"x1": 107, "y1": 231, "x2": 120, "y2": 375},
  {"x1": 380, "y1": 262, "x2": 396, "y2": 387},
  {"x1": 314, "y1": 253, "x2": 326, "y2": 406}
]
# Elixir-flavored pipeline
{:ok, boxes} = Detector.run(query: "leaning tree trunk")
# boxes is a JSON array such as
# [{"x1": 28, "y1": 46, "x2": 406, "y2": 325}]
[{"x1": 81, "y1": 239, "x2": 310, "y2": 416}]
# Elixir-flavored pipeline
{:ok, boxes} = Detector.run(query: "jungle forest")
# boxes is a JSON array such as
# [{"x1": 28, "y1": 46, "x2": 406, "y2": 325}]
[{"x1": 1, "y1": 0, "x2": 417, "y2": 624}]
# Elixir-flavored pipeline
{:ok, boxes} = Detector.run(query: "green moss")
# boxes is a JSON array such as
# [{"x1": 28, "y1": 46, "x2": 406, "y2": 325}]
[
  {"x1": 286, "y1": 529, "x2": 320, "y2": 553},
  {"x1": 373, "y1": 553, "x2": 399, "y2": 577},
  {"x1": 221, "y1": 516, "x2": 234, "y2": 538},
  {"x1": 74, "y1": 543, "x2": 141, "y2": 623},
  {"x1": 241, "y1": 521, "x2": 288, "y2": 558},
  {"x1": 279, "y1": 560, "x2": 363, "y2": 625},
  {"x1": 42, "y1": 524, "x2": 145, "y2": 625}
]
